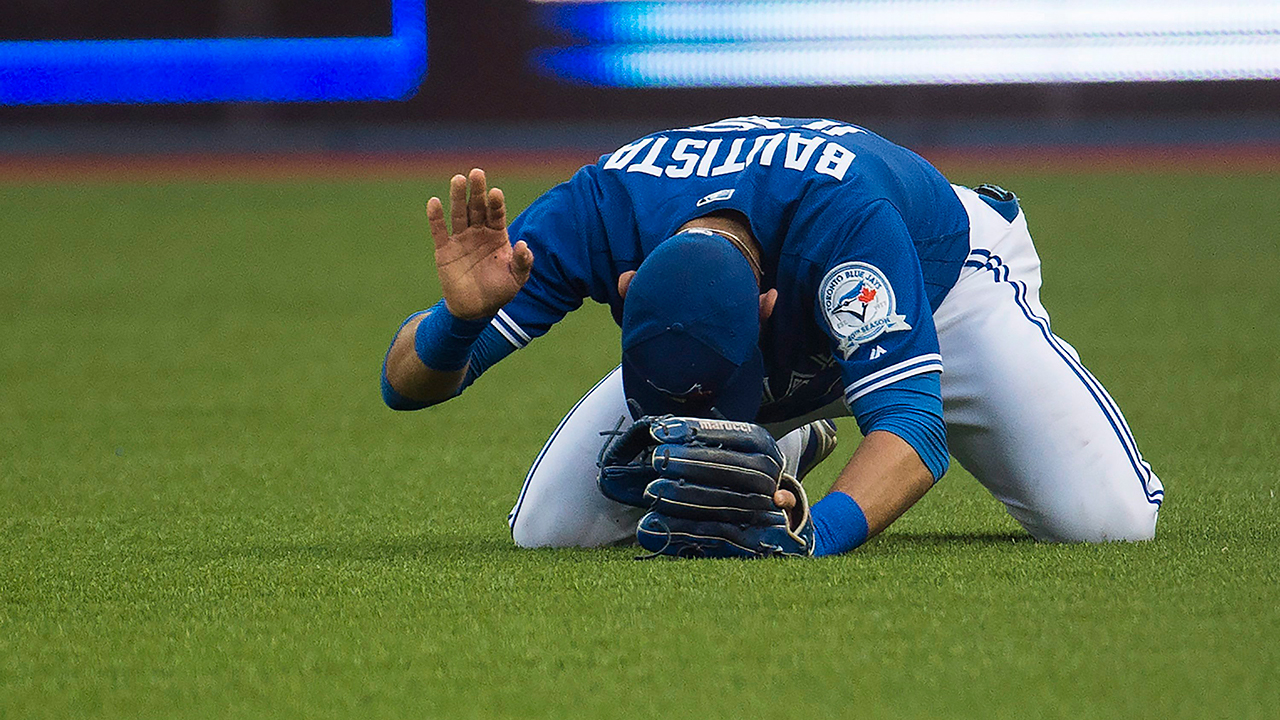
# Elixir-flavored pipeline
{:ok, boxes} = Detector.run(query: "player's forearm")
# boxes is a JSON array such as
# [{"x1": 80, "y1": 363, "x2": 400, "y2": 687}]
[
  {"x1": 828, "y1": 430, "x2": 934, "y2": 537},
  {"x1": 381, "y1": 301, "x2": 525, "y2": 410},
  {"x1": 384, "y1": 313, "x2": 468, "y2": 406}
]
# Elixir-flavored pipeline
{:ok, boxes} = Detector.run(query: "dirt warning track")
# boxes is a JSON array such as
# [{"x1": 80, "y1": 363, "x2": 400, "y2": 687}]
[{"x1": 1, "y1": 145, "x2": 1277, "y2": 184}]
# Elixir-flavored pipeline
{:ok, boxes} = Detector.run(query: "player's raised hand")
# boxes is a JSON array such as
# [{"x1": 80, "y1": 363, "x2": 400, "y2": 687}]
[{"x1": 427, "y1": 168, "x2": 534, "y2": 320}]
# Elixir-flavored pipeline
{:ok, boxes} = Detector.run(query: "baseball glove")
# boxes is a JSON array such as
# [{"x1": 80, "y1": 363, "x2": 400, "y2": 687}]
[{"x1": 598, "y1": 416, "x2": 815, "y2": 558}]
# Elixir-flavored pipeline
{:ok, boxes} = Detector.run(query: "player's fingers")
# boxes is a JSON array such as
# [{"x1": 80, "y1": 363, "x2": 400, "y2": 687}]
[
  {"x1": 448, "y1": 174, "x2": 467, "y2": 234},
  {"x1": 426, "y1": 197, "x2": 449, "y2": 248},
  {"x1": 759, "y1": 288, "x2": 778, "y2": 322},
  {"x1": 467, "y1": 168, "x2": 488, "y2": 227},
  {"x1": 617, "y1": 270, "x2": 637, "y2": 299},
  {"x1": 511, "y1": 240, "x2": 534, "y2": 284},
  {"x1": 486, "y1": 187, "x2": 507, "y2": 230},
  {"x1": 773, "y1": 488, "x2": 796, "y2": 510}
]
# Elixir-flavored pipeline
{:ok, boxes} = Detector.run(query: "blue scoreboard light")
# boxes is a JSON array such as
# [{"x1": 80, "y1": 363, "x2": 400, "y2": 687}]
[
  {"x1": 531, "y1": 0, "x2": 1280, "y2": 87},
  {"x1": 0, "y1": 0, "x2": 426, "y2": 105}
]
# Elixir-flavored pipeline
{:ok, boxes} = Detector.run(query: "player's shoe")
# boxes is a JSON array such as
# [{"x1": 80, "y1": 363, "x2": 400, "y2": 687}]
[{"x1": 779, "y1": 419, "x2": 839, "y2": 482}]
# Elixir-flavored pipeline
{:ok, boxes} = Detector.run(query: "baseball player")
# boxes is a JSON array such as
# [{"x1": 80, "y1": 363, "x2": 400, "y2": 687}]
[{"x1": 381, "y1": 116, "x2": 1163, "y2": 557}]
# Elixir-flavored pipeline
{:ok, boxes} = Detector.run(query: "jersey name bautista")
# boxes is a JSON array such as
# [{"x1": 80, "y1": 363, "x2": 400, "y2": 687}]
[{"x1": 602, "y1": 122, "x2": 863, "y2": 182}]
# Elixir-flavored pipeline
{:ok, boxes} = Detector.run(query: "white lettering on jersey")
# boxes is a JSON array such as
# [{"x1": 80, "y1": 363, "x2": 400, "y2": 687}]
[
  {"x1": 608, "y1": 131, "x2": 856, "y2": 182},
  {"x1": 751, "y1": 133, "x2": 786, "y2": 166},
  {"x1": 784, "y1": 133, "x2": 826, "y2": 171},
  {"x1": 603, "y1": 137, "x2": 654, "y2": 170},
  {"x1": 803, "y1": 120, "x2": 838, "y2": 131},
  {"x1": 804, "y1": 119, "x2": 867, "y2": 137},
  {"x1": 823, "y1": 125, "x2": 866, "y2": 137},
  {"x1": 695, "y1": 139, "x2": 723, "y2": 177},
  {"x1": 665, "y1": 138, "x2": 705, "y2": 179},
  {"x1": 678, "y1": 116, "x2": 786, "y2": 132},
  {"x1": 627, "y1": 137, "x2": 668, "y2": 176},
  {"x1": 814, "y1": 142, "x2": 856, "y2": 181},
  {"x1": 711, "y1": 138, "x2": 749, "y2": 177}
]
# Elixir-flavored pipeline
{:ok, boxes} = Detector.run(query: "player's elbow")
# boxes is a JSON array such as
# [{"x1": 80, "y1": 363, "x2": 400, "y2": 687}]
[
  {"x1": 380, "y1": 373, "x2": 434, "y2": 411},
  {"x1": 849, "y1": 373, "x2": 948, "y2": 481}
]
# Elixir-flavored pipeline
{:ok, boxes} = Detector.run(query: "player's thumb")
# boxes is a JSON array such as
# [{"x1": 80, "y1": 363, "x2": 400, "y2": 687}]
[{"x1": 511, "y1": 240, "x2": 534, "y2": 283}]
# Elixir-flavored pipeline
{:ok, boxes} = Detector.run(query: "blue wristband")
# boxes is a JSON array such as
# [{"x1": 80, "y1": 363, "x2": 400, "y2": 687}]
[
  {"x1": 414, "y1": 300, "x2": 491, "y2": 372},
  {"x1": 811, "y1": 491, "x2": 870, "y2": 557}
]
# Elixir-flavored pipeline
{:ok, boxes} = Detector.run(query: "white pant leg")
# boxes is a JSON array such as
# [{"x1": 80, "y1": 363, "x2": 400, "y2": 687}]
[
  {"x1": 936, "y1": 186, "x2": 1164, "y2": 542},
  {"x1": 508, "y1": 366, "x2": 644, "y2": 548}
]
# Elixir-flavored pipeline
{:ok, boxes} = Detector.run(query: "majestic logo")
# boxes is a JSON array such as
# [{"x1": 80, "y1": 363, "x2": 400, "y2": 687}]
[
  {"x1": 819, "y1": 262, "x2": 911, "y2": 359},
  {"x1": 696, "y1": 189, "x2": 735, "y2": 207}
]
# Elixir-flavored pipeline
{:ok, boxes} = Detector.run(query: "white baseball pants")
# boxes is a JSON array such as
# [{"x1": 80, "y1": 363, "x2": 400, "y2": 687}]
[{"x1": 508, "y1": 185, "x2": 1163, "y2": 547}]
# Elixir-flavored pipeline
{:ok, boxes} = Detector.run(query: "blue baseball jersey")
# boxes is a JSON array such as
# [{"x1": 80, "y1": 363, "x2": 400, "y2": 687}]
[{"x1": 486, "y1": 116, "x2": 969, "y2": 429}]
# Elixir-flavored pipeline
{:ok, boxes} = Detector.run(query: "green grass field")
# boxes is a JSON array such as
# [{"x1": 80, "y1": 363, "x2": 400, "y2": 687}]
[{"x1": 2, "y1": 169, "x2": 1277, "y2": 719}]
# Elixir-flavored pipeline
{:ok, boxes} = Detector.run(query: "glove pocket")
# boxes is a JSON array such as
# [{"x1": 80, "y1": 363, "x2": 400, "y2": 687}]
[
  {"x1": 643, "y1": 478, "x2": 784, "y2": 525},
  {"x1": 650, "y1": 445, "x2": 780, "y2": 494}
]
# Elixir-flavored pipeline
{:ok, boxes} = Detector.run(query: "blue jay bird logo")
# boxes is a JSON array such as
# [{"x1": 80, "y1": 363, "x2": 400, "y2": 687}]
[{"x1": 831, "y1": 281, "x2": 878, "y2": 321}]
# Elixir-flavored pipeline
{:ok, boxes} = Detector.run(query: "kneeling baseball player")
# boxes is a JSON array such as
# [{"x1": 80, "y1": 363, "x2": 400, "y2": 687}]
[{"x1": 381, "y1": 116, "x2": 1163, "y2": 558}]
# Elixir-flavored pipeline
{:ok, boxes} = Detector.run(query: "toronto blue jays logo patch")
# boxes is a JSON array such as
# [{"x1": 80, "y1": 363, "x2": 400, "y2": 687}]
[{"x1": 819, "y1": 262, "x2": 911, "y2": 359}]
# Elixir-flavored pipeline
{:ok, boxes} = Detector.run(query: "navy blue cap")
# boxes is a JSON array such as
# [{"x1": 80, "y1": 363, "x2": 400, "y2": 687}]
[{"x1": 621, "y1": 230, "x2": 764, "y2": 421}]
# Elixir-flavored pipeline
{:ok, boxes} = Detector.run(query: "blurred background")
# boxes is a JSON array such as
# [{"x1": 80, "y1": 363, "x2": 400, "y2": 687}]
[{"x1": 2, "y1": 0, "x2": 1279, "y2": 159}]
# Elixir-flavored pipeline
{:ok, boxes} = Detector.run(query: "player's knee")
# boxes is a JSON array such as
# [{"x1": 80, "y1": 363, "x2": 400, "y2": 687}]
[
  {"x1": 510, "y1": 523, "x2": 538, "y2": 548},
  {"x1": 1036, "y1": 498, "x2": 1158, "y2": 543},
  {"x1": 1093, "y1": 503, "x2": 1158, "y2": 542},
  {"x1": 510, "y1": 508, "x2": 553, "y2": 548}
]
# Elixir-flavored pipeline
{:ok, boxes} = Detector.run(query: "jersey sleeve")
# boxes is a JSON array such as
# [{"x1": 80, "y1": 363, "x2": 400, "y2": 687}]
[
  {"x1": 814, "y1": 200, "x2": 948, "y2": 478},
  {"x1": 490, "y1": 170, "x2": 599, "y2": 351}
]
